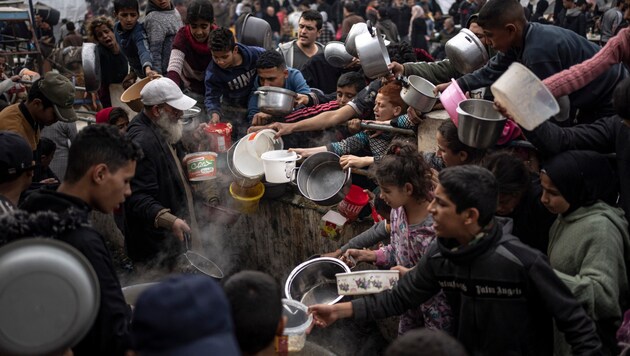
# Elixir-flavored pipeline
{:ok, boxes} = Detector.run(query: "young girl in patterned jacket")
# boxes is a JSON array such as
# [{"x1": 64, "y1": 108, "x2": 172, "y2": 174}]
[{"x1": 344, "y1": 139, "x2": 453, "y2": 335}]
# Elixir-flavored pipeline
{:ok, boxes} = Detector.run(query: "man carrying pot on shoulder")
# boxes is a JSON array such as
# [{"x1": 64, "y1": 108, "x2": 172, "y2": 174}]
[{"x1": 125, "y1": 77, "x2": 204, "y2": 271}]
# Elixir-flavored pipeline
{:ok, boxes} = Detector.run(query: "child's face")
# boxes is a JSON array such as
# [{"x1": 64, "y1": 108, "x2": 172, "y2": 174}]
[
  {"x1": 378, "y1": 183, "x2": 410, "y2": 209},
  {"x1": 482, "y1": 25, "x2": 516, "y2": 53},
  {"x1": 94, "y1": 24, "x2": 117, "y2": 50},
  {"x1": 428, "y1": 183, "x2": 468, "y2": 238},
  {"x1": 151, "y1": 0, "x2": 172, "y2": 10},
  {"x1": 336, "y1": 85, "x2": 358, "y2": 106},
  {"x1": 436, "y1": 132, "x2": 462, "y2": 167},
  {"x1": 114, "y1": 117, "x2": 130, "y2": 134},
  {"x1": 116, "y1": 8, "x2": 139, "y2": 31},
  {"x1": 211, "y1": 47, "x2": 238, "y2": 69},
  {"x1": 189, "y1": 19, "x2": 213, "y2": 43},
  {"x1": 540, "y1": 172, "x2": 570, "y2": 215},
  {"x1": 373, "y1": 93, "x2": 400, "y2": 122}
]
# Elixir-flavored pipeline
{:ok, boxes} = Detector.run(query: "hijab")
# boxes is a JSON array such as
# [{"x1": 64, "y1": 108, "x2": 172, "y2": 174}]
[
  {"x1": 542, "y1": 150, "x2": 618, "y2": 215},
  {"x1": 409, "y1": 5, "x2": 425, "y2": 38}
]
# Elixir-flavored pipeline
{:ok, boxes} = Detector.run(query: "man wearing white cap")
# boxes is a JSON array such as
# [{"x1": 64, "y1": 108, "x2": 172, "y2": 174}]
[{"x1": 125, "y1": 77, "x2": 200, "y2": 269}]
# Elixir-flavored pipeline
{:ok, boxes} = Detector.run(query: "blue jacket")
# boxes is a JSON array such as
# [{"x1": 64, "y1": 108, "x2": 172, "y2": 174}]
[
  {"x1": 114, "y1": 22, "x2": 153, "y2": 78},
  {"x1": 247, "y1": 67, "x2": 311, "y2": 120},
  {"x1": 204, "y1": 43, "x2": 265, "y2": 116},
  {"x1": 456, "y1": 22, "x2": 626, "y2": 115}
]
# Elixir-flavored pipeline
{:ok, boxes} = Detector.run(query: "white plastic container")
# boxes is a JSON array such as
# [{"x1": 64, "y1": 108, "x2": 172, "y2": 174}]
[
  {"x1": 281, "y1": 299, "x2": 312, "y2": 352},
  {"x1": 246, "y1": 129, "x2": 283, "y2": 160},
  {"x1": 491, "y1": 62, "x2": 559, "y2": 131},
  {"x1": 336, "y1": 270, "x2": 400, "y2": 295},
  {"x1": 261, "y1": 150, "x2": 300, "y2": 183}
]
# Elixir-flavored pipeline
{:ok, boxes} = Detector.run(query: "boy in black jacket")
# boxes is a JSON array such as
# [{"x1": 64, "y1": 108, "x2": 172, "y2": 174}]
[{"x1": 309, "y1": 165, "x2": 602, "y2": 355}]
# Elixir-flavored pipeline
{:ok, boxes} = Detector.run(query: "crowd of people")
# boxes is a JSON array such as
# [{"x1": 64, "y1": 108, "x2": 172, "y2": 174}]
[{"x1": 1, "y1": 0, "x2": 630, "y2": 354}]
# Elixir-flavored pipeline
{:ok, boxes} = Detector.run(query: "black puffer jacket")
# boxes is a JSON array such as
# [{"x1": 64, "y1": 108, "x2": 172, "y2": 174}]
[{"x1": 352, "y1": 220, "x2": 602, "y2": 355}]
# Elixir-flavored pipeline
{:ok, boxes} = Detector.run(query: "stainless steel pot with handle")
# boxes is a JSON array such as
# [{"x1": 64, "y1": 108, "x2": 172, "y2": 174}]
[
  {"x1": 236, "y1": 13, "x2": 273, "y2": 50},
  {"x1": 293, "y1": 152, "x2": 352, "y2": 206},
  {"x1": 284, "y1": 257, "x2": 351, "y2": 306},
  {"x1": 82, "y1": 43, "x2": 101, "y2": 92},
  {"x1": 345, "y1": 22, "x2": 369, "y2": 57},
  {"x1": 445, "y1": 28, "x2": 489, "y2": 74},
  {"x1": 254, "y1": 86, "x2": 297, "y2": 116},
  {"x1": 355, "y1": 25, "x2": 391, "y2": 79},
  {"x1": 400, "y1": 75, "x2": 439, "y2": 113},
  {"x1": 456, "y1": 99, "x2": 506, "y2": 149}
]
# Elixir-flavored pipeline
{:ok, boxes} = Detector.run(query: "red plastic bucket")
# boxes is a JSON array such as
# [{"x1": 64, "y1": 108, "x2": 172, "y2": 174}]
[
  {"x1": 337, "y1": 185, "x2": 370, "y2": 221},
  {"x1": 204, "y1": 123, "x2": 233, "y2": 152}
]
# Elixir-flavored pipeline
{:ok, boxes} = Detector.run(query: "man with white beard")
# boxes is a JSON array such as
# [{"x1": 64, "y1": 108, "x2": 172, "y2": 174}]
[{"x1": 125, "y1": 77, "x2": 200, "y2": 270}]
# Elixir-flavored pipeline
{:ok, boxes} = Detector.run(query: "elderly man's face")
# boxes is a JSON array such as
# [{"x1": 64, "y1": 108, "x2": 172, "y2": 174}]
[{"x1": 153, "y1": 104, "x2": 183, "y2": 144}]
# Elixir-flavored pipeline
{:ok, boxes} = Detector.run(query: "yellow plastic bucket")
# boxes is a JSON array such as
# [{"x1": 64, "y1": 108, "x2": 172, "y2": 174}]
[{"x1": 229, "y1": 182, "x2": 265, "y2": 214}]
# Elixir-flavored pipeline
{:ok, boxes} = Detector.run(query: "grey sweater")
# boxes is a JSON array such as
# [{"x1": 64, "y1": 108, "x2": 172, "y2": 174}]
[{"x1": 144, "y1": 4, "x2": 183, "y2": 74}]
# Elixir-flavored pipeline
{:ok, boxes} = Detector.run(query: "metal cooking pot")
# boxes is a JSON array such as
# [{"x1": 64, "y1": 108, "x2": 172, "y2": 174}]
[
  {"x1": 445, "y1": 28, "x2": 489, "y2": 74},
  {"x1": 285, "y1": 257, "x2": 351, "y2": 306},
  {"x1": 0, "y1": 238, "x2": 100, "y2": 356},
  {"x1": 121, "y1": 282, "x2": 158, "y2": 306},
  {"x1": 456, "y1": 99, "x2": 506, "y2": 149},
  {"x1": 324, "y1": 41, "x2": 354, "y2": 68},
  {"x1": 237, "y1": 14, "x2": 273, "y2": 50},
  {"x1": 293, "y1": 152, "x2": 352, "y2": 206},
  {"x1": 345, "y1": 22, "x2": 370, "y2": 57},
  {"x1": 400, "y1": 75, "x2": 439, "y2": 113},
  {"x1": 255, "y1": 86, "x2": 297, "y2": 116},
  {"x1": 355, "y1": 26, "x2": 391, "y2": 79},
  {"x1": 82, "y1": 43, "x2": 101, "y2": 92}
]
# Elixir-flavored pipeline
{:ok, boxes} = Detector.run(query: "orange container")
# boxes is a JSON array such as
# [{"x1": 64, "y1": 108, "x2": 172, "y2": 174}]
[
  {"x1": 204, "y1": 123, "x2": 233, "y2": 152},
  {"x1": 183, "y1": 152, "x2": 218, "y2": 181}
]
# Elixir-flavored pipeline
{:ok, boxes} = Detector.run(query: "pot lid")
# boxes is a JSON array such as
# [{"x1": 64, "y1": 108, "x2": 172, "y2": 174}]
[{"x1": 0, "y1": 238, "x2": 100, "y2": 356}]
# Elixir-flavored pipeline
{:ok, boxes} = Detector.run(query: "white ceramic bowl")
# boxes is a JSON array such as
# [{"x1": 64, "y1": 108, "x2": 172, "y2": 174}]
[{"x1": 336, "y1": 270, "x2": 400, "y2": 295}]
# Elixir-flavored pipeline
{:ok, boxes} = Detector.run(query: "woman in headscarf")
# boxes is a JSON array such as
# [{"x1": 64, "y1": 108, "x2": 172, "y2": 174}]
[
  {"x1": 408, "y1": 5, "x2": 428, "y2": 51},
  {"x1": 540, "y1": 150, "x2": 630, "y2": 356}
]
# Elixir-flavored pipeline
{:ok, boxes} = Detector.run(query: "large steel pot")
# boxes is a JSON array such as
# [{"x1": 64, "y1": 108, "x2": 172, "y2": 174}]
[
  {"x1": 285, "y1": 257, "x2": 351, "y2": 306},
  {"x1": 293, "y1": 152, "x2": 352, "y2": 206},
  {"x1": 255, "y1": 86, "x2": 297, "y2": 116},
  {"x1": 456, "y1": 99, "x2": 506, "y2": 149},
  {"x1": 324, "y1": 41, "x2": 354, "y2": 68},
  {"x1": 355, "y1": 27, "x2": 391, "y2": 79},
  {"x1": 237, "y1": 14, "x2": 273, "y2": 50},
  {"x1": 400, "y1": 75, "x2": 439, "y2": 113},
  {"x1": 0, "y1": 238, "x2": 100, "y2": 356},
  {"x1": 82, "y1": 43, "x2": 101, "y2": 92},
  {"x1": 344, "y1": 22, "x2": 369, "y2": 57},
  {"x1": 445, "y1": 28, "x2": 489, "y2": 74}
]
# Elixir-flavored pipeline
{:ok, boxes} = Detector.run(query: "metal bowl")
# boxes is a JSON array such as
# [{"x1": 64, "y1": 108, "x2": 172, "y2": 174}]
[
  {"x1": 356, "y1": 29, "x2": 391, "y2": 79},
  {"x1": 295, "y1": 152, "x2": 351, "y2": 206},
  {"x1": 445, "y1": 28, "x2": 489, "y2": 74},
  {"x1": 82, "y1": 43, "x2": 101, "y2": 92},
  {"x1": 345, "y1": 22, "x2": 370, "y2": 58},
  {"x1": 255, "y1": 86, "x2": 297, "y2": 117},
  {"x1": 456, "y1": 99, "x2": 506, "y2": 149},
  {"x1": 325, "y1": 41, "x2": 354, "y2": 68},
  {"x1": 400, "y1": 75, "x2": 439, "y2": 113},
  {"x1": 0, "y1": 238, "x2": 100, "y2": 356},
  {"x1": 285, "y1": 257, "x2": 351, "y2": 306}
]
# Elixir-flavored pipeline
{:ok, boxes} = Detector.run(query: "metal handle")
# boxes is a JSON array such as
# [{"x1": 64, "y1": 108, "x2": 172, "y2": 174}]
[
  {"x1": 366, "y1": 20, "x2": 374, "y2": 36},
  {"x1": 183, "y1": 231, "x2": 192, "y2": 251},
  {"x1": 254, "y1": 90, "x2": 266, "y2": 96},
  {"x1": 289, "y1": 167, "x2": 299, "y2": 186},
  {"x1": 359, "y1": 121, "x2": 416, "y2": 136}
]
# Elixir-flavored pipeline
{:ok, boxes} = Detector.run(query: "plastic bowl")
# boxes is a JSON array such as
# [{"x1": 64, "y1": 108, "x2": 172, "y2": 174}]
[
  {"x1": 233, "y1": 133, "x2": 265, "y2": 178},
  {"x1": 491, "y1": 62, "x2": 559, "y2": 131},
  {"x1": 440, "y1": 78, "x2": 467, "y2": 123},
  {"x1": 246, "y1": 129, "x2": 283, "y2": 160},
  {"x1": 336, "y1": 270, "x2": 400, "y2": 295},
  {"x1": 282, "y1": 299, "x2": 312, "y2": 352},
  {"x1": 121, "y1": 76, "x2": 155, "y2": 112}
]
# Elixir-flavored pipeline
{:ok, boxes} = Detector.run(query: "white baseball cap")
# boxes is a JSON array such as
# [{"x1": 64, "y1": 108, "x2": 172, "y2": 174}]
[{"x1": 140, "y1": 77, "x2": 197, "y2": 111}]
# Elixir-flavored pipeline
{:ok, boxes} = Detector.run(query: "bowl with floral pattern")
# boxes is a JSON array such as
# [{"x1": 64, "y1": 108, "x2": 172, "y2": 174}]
[{"x1": 335, "y1": 270, "x2": 400, "y2": 296}]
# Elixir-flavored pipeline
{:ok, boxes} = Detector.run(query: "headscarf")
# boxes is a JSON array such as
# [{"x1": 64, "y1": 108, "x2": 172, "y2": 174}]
[
  {"x1": 95, "y1": 107, "x2": 114, "y2": 124},
  {"x1": 542, "y1": 150, "x2": 618, "y2": 215},
  {"x1": 409, "y1": 5, "x2": 425, "y2": 39}
]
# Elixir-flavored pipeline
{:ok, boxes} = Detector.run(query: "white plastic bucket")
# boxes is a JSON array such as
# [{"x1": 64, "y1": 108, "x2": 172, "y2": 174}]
[{"x1": 260, "y1": 150, "x2": 300, "y2": 183}]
